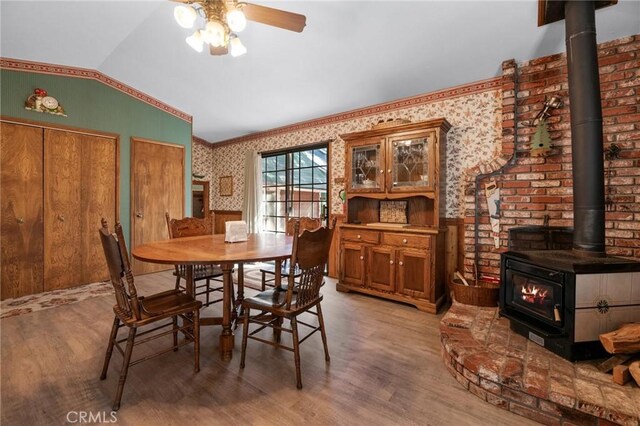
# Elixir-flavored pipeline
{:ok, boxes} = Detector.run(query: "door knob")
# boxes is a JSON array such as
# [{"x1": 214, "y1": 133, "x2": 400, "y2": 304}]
[
  {"x1": 136, "y1": 212, "x2": 144, "y2": 218},
  {"x1": 359, "y1": 256, "x2": 364, "y2": 260},
  {"x1": 402, "y1": 238, "x2": 408, "y2": 244},
  {"x1": 58, "y1": 214, "x2": 65, "y2": 222},
  {"x1": 357, "y1": 234, "x2": 361, "y2": 239},
  {"x1": 380, "y1": 169, "x2": 384, "y2": 173},
  {"x1": 16, "y1": 217, "x2": 24, "y2": 224},
  {"x1": 387, "y1": 169, "x2": 392, "y2": 173},
  {"x1": 390, "y1": 260, "x2": 394, "y2": 265},
  {"x1": 399, "y1": 261, "x2": 404, "y2": 266}
]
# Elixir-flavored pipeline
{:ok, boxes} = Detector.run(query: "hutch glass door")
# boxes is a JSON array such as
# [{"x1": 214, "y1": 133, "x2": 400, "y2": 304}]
[
  {"x1": 350, "y1": 143, "x2": 382, "y2": 191},
  {"x1": 390, "y1": 137, "x2": 430, "y2": 189}
]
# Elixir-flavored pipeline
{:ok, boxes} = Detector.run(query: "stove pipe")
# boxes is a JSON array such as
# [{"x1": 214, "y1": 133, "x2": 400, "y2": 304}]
[{"x1": 564, "y1": 1, "x2": 606, "y2": 256}]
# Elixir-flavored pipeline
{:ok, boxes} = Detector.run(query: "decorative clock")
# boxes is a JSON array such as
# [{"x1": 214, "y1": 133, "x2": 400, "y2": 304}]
[{"x1": 24, "y1": 88, "x2": 67, "y2": 116}]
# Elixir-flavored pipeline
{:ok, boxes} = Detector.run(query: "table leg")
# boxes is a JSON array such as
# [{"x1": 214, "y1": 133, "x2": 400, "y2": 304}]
[
  {"x1": 185, "y1": 265, "x2": 194, "y2": 297},
  {"x1": 275, "y1": 259, "x2": 282, "y2": 288},
  {"x1": 220, "y1": 262, "x2": 234, "y2": 361}
]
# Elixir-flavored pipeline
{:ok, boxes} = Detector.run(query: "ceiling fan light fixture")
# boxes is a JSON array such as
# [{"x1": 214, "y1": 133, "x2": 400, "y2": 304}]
[
  {"x1": 204, "y1": 20, "x2": 226, "y2": 47},
  {"x1": 174, "y1": 5, "x2": 197, "y2": 29},
  {"x1": 226, "y1": 8, "x2": 247, "y2": 32},
  {"x1": 229, "y1": 36, "x2": 247, "y2": 57},
  {"x1": 171, "y1": 0, "x2": 306, "y2": 57},
  {"x1": 186, "y1": 30, "x2": 204, "y2": 53}
]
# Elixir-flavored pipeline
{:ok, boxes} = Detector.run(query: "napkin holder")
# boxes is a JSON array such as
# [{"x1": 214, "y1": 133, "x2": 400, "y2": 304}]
[{"x1": 225, "y1": 220, "x2": 248, "y2": 243}]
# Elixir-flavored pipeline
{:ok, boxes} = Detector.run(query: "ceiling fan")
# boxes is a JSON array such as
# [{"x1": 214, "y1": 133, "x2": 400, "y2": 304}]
[{"x1": 172, "y1": 0, "x2": 306, "y2": 57}]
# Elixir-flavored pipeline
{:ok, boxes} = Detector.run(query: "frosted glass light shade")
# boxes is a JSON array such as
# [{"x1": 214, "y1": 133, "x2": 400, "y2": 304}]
[
  {"x1": 229, "y1": 37, "x2": 247, "y2": 57},
  {"x1": 186, "y1": 30, "x2": 204, "y2": 53},
  {"x1": 204, "y1": 20, "x2": 226, "y2": 47},
  {"x1": 174, "y1": 5, "x2": 197, "y2": 28},
  {"x1": 226, "y1": 9, "x2": 247, "y2": 32}
]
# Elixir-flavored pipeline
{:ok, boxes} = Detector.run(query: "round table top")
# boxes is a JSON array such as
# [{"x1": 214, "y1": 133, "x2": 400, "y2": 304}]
[{"x1": 131, "y1": 233, "x2": 293, "y2": 265}]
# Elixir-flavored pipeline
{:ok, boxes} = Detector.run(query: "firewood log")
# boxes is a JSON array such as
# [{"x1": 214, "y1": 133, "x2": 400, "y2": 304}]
[
  {"x1": 613, "y1": 365, "x2": 631, "y2": 386},
  {"x1": 599, "y1": 323, "x2": 640, "y2": 354},
  {"x1": 629, "y1": 361, "x2": 640, "y2": 387}
]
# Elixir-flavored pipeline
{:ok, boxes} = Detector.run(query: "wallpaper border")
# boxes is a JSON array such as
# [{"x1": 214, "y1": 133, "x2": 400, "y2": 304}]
[
  {"x1": 212, "y1": 76, "x2": 502, "y2": 147},
  {"x1": 0, "y1": 57, "x2": 192, "y2": 123}
]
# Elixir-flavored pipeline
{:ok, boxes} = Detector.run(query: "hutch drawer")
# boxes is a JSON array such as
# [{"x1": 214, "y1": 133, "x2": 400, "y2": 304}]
[
  {"x1": 341, "y1": 229, "x2": 380, "y2": 244},
  {"x1": 382, "y1": 233, "x2": 431, "y2": 249}
]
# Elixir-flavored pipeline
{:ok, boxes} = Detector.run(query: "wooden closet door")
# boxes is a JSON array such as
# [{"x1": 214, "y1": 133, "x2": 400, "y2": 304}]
[
  {"x1": 80, "y1": 134, "x2": 117, "y2": 283},
  {"x1": 44, "y1": 129, "x2": 82, "y2": 291},
  {"x1": 132, "y1": 138, "x2": 184, "y2": 275},
  {"x1": 0, "y1": 123, "x2": 44, "y2": 300}
]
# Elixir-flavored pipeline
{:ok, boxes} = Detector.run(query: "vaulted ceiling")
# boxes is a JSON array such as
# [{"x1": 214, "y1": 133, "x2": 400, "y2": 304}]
[{"x1": 1, "y1": 1, "x2": 638, "y2": 143}]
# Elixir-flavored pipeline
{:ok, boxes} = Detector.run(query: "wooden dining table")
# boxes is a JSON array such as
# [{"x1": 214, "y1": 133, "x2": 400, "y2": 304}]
[{"x1": 131, "y1": 233, "x2": 293, "y2": 361}]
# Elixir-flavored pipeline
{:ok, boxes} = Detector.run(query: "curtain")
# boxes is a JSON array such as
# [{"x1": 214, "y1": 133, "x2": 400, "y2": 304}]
[{"x1": 242, "y1": 150, "x2": 262, "y2": 233}]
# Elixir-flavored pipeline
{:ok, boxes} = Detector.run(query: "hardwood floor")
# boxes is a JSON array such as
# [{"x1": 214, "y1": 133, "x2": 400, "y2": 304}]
[{"x1": 0, "y1": 271, "x2": 537, "y2": 425}]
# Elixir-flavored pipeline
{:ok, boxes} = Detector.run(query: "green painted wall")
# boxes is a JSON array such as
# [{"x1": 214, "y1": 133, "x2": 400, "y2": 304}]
[{"x1": 0, "y1": 68, "x2": 192, "y2": 245}]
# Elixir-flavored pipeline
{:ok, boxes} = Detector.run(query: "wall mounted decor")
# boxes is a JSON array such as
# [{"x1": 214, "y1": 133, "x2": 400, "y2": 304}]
[
  {"x1": 24, "y1": 88, "x2": 67, "y2": 116},
  {"x1": 219, "y1": 175, "x2": 233, "y2": 196}
]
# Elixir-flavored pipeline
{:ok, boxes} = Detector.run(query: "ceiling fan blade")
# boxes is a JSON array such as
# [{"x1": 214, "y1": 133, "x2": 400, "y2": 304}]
[
  {"x1": 210, "y1": 44, "x2": 229, "y2": 55},
  {"x1": 242, "y1": 3, "x2": 306, "y2": 33}
]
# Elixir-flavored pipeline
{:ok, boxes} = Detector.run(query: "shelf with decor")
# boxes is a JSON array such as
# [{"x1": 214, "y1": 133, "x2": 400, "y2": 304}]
[{"x1": 337, "y1": 118, "x2": 451, "y2": 313}]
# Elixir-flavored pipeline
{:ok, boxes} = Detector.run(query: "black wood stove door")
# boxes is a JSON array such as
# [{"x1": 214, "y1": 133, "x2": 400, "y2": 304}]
[{"x1": 504, "y1": 259, "x2": 565, "y2": 328}]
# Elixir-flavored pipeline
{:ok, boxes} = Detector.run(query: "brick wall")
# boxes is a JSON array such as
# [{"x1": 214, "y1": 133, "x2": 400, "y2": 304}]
[{"x1": 464, "y1": 34, "x2": 640, "y2": 279}]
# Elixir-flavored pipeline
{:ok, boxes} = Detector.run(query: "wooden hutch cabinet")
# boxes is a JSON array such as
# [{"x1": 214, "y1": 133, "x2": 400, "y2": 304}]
[{"x1": 336, "y1": 118, "x2": 451, "y2": 313}]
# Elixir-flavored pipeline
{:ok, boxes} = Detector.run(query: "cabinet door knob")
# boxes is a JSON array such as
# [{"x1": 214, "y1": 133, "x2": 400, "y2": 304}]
[
  {"x1": 136, "y1": 212, "x2": 144, "y2": 218},
  {"x1": 357, "y1": 234, "x2": 361, "y2": 239},
  {"x1": 380, "y1": 169, "x2": 384, "y2": 173},
  {"x1": 58, "y1": 214, "x2": 65, "y2": 222},
  {"x1": 387, "y1": 169, "x2": 392, "y2": 173},
  {"x1": 390, "y1": 260, "x2": 394, "y2": 265},
  {"x1": 402, "y1": 238, "x2": 408, "y2": 244},
  {"x1": 399, "y1": 261, "x2": 404, "y2": 266},
  {"x1": 359, "y1": 256, "x2": 364, "y2": 260},
  {"x1": 16, "y1": 217, "x2": 24, "y2": 224}
]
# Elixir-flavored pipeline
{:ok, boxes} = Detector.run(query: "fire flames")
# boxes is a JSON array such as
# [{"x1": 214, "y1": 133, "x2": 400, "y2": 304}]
[{"x1": 521, "y1": 284, "x2": 549, "y2": 304}]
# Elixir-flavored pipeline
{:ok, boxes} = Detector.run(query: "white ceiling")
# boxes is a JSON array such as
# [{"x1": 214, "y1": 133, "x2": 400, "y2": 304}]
[{"x1": 1, "y1": 1, "x2": 638, "y2": 143}]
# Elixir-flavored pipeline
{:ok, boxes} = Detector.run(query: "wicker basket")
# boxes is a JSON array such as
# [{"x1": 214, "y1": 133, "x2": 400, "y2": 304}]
[{"x1": 450, "y1": 278, "x2": 500, "y2": 307}]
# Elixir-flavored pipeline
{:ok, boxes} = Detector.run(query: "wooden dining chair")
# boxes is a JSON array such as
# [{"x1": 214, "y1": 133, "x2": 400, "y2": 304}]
[
  {"x1": 240, "y1": 218, "x2": 336, "y2": 389},
  {"x1": 259, "y1": 217, "x2": 321, "y2": 291},
  {"x1": 166, "y1": 212, "x2": 229, "y2": 307},
  {"x1": 99, "y1": 219, "x2": 201, "y2": 411}
]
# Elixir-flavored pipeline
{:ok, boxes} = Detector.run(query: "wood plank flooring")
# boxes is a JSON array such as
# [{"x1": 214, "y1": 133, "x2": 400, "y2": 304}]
[{"x1": 1, "y1": 271, "x2": 537, "y2": 425}]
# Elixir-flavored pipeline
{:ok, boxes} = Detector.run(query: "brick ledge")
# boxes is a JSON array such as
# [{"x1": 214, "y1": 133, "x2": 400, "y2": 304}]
[{"x1": 439, "y1": 303, "x2": 640, "y2": 426}]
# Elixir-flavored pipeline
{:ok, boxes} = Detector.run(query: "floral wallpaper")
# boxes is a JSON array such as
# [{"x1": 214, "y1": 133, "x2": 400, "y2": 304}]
[
  {"x1": 207, "y1": 88, "x2": 502, "y2": 218},
  {"x1": 192, "y1": 139, "x2": 214, "y2": 210}
]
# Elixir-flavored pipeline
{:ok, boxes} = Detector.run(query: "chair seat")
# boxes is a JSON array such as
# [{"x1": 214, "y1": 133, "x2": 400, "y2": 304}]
[
  {"x1": 243, "y1": 288, "x2": 292, "y2": 310},
  {"x1": 243, "y1": 288, "x2": 323, "y2": 316},
  {"x1": 116, "y1": 290, "x2": 201, "y2": 326}
]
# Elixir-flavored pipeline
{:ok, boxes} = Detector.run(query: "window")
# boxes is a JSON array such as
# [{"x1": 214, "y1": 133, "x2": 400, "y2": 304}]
[{"x1": 262, "y1": 144, "x2": 328, "y2": 233}]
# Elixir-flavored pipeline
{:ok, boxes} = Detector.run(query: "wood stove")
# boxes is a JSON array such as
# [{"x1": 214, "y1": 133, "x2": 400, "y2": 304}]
[
  {"x1": 501, "y1": 250, "x2": 640, "y2": 361},
  {"x1": 499, "y1": 1, "x2": 640, "y2": 361}
]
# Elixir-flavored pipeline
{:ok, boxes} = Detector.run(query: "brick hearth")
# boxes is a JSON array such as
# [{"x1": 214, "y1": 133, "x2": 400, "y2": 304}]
[{"x1": 440, "y1": 303, "x2": 640, "y2": 425}]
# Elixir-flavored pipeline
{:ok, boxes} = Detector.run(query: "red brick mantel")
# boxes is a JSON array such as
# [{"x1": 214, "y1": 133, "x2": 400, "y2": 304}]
[{"x1": 440, "y1": 303, "x2": 640, "y2": 426}]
